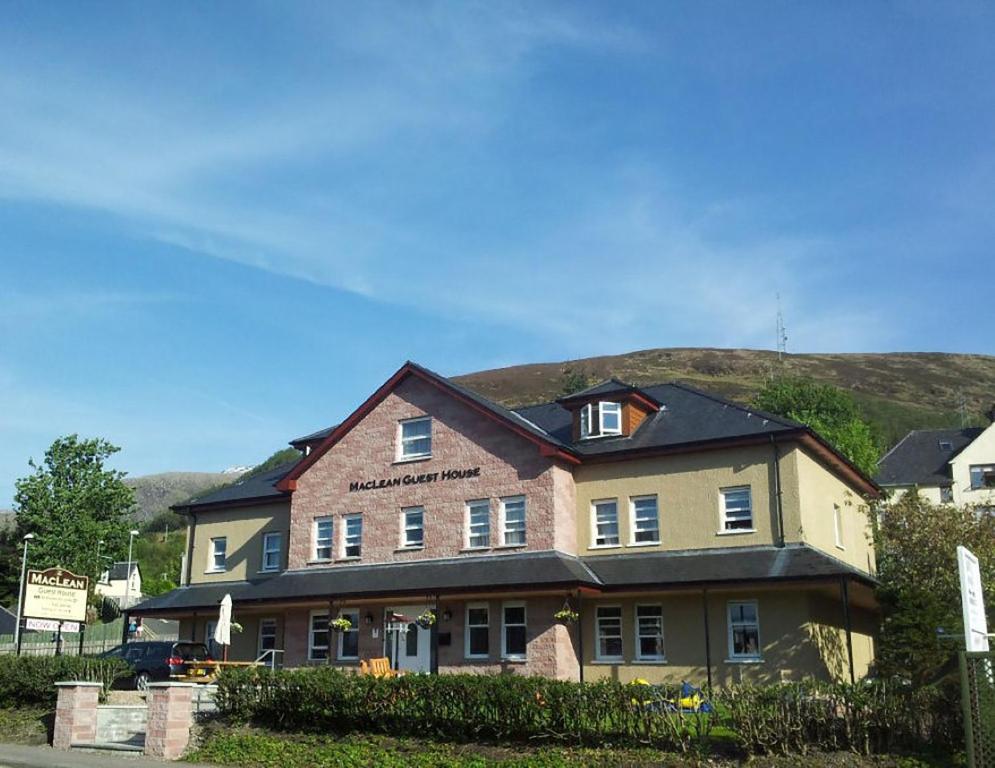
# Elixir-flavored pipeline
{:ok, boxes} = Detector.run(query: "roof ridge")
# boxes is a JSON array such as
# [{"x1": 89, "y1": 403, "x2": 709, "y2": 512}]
[{"x1": 877, "y1": 430, "x2": 916, "y2": 465}]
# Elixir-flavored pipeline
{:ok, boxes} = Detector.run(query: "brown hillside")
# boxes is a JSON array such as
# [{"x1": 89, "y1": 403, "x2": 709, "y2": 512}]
[{"x1": 453, "y1": 348, "x2": 995, "y2": 448}]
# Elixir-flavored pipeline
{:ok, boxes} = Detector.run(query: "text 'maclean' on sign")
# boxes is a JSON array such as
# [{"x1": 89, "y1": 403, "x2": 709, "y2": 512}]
[
  {"x1": 349, "y1": 466, "x2": 481, "y2": 493},
  {"x1": 23, "y1": 567, "x2": 90, "y2": 624}
]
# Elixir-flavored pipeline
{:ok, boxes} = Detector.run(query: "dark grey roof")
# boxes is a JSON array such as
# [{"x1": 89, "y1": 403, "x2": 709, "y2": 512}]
[
  {"x1": 556, "y1": 378, "x2": 659, "y2": 403},
  {"x1": 875, "y1": 428, "x2": 984, "y2": 487},
  {"x1": 585, "y1": 544, "x2": 875, "y2": 588},
  {"x1": 130, "y1": 545, "x2": 870, "y2": 615},
  {"x1": 107, "y1": 562, "x2": 140, "y2": 582},
  {"x1": 515, "y1": 381, "x2": 801, "y2": 456},
  {"x1": 173, "y1": 461, "x2": 297, "y2": 511},
  {"x1": 290, "y1": 425, "x2": 337, "y2": 448},
  {"x1": 0, "y1": 605, "x2": 16, "y2": 636},
  {"x1": 130, "y1": 551, "x2": 598, "y2": 613}
]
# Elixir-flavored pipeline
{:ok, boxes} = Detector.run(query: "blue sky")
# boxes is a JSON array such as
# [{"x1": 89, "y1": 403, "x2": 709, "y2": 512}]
[{"x1": 1, "y1": 1, "x2": 994, "y2": 505}]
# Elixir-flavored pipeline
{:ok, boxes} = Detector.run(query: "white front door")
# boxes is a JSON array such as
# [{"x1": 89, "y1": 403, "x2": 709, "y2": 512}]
[{"x1": 385, "y1": 605, "x2": 432, "y2": 673}]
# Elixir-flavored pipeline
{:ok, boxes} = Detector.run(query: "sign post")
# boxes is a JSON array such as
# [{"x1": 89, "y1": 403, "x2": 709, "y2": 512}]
[
  {"x1": 20, "y1": 568, "x2": 89, "y2": 654},
  {"x1": 957, "y1": 546, "x2": 990, "y2": 653}
]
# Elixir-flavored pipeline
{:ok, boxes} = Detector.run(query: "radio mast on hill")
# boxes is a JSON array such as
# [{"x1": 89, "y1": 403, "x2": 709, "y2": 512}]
[{"x1": 776, "y1": 294, "x2": 788, "y2": 363}]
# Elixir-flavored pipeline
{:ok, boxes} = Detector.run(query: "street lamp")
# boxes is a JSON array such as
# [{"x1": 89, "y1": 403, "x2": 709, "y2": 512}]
[
  {"x1": 13, "y1": 533, "x2": 35, "y2": 651},
  {"x1": 122, "y1": 530, "x2": 139, "y2": 611},
  {"x1": 96, "y1": 539, "x2": 105, "y2": 580}
]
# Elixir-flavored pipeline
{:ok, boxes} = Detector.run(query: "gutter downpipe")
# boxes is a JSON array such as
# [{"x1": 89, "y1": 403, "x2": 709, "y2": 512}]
[
  {"x1": 576, "y1": 590, "x2": 584, "y2": 684},
  {"x1": 185, "y1": 510, "x2": 198, "y2": 586},
  {"x1": 770, "y1": 435, "x2": 786, "y2": 548}
]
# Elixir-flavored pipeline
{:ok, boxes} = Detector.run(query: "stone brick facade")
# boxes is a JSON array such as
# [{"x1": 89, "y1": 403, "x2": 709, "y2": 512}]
[
  {"x1": 145, "y1": 683, "x2": 195, "y2": 759},
  {"x1": 53, "y1": 682, "x2": 100, "y2": 750},
  {"x1": 288, "y1": 376, "x2": 576, "y2": 570}
]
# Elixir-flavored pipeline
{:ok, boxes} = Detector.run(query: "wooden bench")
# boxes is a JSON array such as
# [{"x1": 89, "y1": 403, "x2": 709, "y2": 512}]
[{"x1": 359, "y1": 657, "x2": 400, "y2": 677}]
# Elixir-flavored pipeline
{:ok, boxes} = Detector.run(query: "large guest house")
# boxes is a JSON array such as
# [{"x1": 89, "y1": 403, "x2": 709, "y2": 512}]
[{"x1": 132, "y1": 362, "x2": 880, "y2": 686}]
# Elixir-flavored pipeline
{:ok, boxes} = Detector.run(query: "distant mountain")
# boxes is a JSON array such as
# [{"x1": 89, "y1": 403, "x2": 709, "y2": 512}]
[
  {"x1": 125, "y1": 471, "x2": 244, "y2": 523},
  {"x1": 453, "y1": 348, "x2": 995, "y2": 449}
]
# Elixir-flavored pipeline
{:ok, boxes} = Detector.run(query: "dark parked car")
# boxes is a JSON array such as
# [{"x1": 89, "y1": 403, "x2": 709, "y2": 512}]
[{"x1": 100, "y1": 641, "x2": 212, "y2": 690}]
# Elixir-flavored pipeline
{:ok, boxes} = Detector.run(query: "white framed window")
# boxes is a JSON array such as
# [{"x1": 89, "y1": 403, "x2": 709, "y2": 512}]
[
  {"x1": 342, "y1": 515, "x2": 362, "y2": 558},
  {"x1": 635, "y1": 605, "x2": 665, "y2": 661},
  {"x1": 591, "y1": 499, "x2": 620, "y2": 547},
  {"x1": 720, "y1": 487, "x2": 753, "y2": 532},
  {"x1": 466, "y1": 500, "x2": 490, "y2": 549},
  {"x1": 500, "y1": 496, "x2": 526, "y2": 546},
  {"x1": 402, "y1": 507, "x2": 424, "y2": 548},
  {"x1": 599, "y1": 401, "x2": 622, "y2": 435},
  {"x1": 261, "y1": 532, "x2": 282, "y2": 572},
  {"x1": 398, "y1": 417, "x2": 432, "y2": 460},
  {"x1": 258, "y1": 618, "x2": 278, "y2": 655},
  {"x1": 580, "y1": 401, "x2": 622, "y2": 439},
  {"x1": 970, "y1": 464, "x2": 995, "y2": 490},
  {"x1": 337, "y1": 610, "x2": 359, "y2": 660},
  {"x1": 727, "y1": 601, "x2": 761, "y2": 660},
  {"x1": 501, "y1": 602, "x2": 527, "y2": 660},
  {"x1": 833, "y1": 504, "x2": 844, "y2": 549},
  {"x1": 631, "y1": 495, "x2": 660, "y2": 544},
  {"x1": 465, "y1": 603, "x2": 489, "y2": 659},
  {"x1": 308, "y1": 611, "x2": 329, "y2": 661},
  {"x1": 313, "y1": 518, "x2": 333, "y2": 561},
  {"x1": 208, "y1": 537, "x2": 227, "y2": 572},
  {"x1": 595, "y1": 605, "x2": 623, "y2": 661}
]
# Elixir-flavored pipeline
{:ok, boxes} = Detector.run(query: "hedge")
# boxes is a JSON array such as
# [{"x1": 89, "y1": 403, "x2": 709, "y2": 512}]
[
  {"x1": 0, "y1": 655, "x2": 130, "y2": 706},
  {"x1": 214, "y1": 668, "x2": 960, "y2": 756},
  {"x1": 215, "y1": 668, "x2": 712, "y2": 753}
]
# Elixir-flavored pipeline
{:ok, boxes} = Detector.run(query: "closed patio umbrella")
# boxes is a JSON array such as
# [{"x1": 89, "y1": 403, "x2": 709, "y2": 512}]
[{"x1": 214, "y1": 594, "x2": 232, "y2": 662}]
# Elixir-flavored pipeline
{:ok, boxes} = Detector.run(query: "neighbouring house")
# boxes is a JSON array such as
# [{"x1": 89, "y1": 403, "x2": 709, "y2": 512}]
[
  {"x1": 0, "y1": 605, "x2": 16, "y2": 637},
  {"x1": 95, "y1": 561, "x2": 143, "y2": 609},
  {"x1": 130, "y1": 362, "x2": 880, "y2": 686},
  {"x1": 876, "y1": 412, "x2": 995, "y2": 506}
]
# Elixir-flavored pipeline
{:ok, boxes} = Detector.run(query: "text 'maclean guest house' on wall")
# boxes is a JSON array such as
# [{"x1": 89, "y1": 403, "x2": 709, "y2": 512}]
[{"x1": 130, "y1": 361, "x2": 881, "y2": 686}]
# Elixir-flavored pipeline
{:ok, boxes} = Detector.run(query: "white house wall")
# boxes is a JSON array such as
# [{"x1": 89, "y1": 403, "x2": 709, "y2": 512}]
[{"x1": 950, "y1": 422, "x2": 995, "y2": 506}]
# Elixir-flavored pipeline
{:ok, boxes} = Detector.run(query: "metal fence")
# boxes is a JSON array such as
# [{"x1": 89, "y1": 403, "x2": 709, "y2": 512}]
[{"x1": 961, "y1": 651, "x2": 995, "y2": 768}]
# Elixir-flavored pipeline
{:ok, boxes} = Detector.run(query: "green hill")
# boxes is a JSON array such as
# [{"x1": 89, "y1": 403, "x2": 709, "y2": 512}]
[{"x1": 453, "y1": 348, "x2": 995, "y2": 449}]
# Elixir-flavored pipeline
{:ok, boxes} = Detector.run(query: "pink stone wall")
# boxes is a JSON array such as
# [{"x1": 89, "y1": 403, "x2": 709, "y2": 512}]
[
  {"x1": 281, "y1": 598, "x2": 580, "y2": 680},
  {"x1": 52, "y1": 683, "x2": 100, "y2": 750},
  {"x1": 145, "y1": 684, "x2": 194, "y2": 760},
  {"x1": 288, "y1": 376, "x2": 575, "y2": 569}
]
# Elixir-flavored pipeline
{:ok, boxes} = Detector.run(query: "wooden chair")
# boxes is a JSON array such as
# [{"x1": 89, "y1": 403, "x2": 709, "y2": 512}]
[{"x1": 360, "y1": 657, "x2": 399, "y2": 677}]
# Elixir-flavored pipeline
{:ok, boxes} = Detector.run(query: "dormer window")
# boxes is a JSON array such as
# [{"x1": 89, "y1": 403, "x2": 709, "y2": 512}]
[
  {"x1": 938, "y1": 440, "x2": 953, "y2": 451},
  {"x1": 580, "y1": 402, "x2": 623, "y2": 439}
]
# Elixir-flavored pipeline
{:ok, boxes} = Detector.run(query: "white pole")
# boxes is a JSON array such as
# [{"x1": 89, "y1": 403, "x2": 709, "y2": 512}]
[{"x1": 13, "y1": 534, "x2": 34, "y2": 649}]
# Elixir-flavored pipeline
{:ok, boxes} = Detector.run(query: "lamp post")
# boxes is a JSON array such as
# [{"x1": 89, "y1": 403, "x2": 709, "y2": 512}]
[
  {"x1": 13, "y1": 533, "x2": 35, "y2": 653},
  {"x1": 96, "y1": 539, "x2": 104, "y2": 580}
]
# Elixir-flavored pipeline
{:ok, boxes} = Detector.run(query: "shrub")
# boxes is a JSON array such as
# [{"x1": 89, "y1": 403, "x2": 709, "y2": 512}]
[
  {"x1": 0, "y1": 655, "x2": 130, "y2": 706},
  {"x1": 717, "y1": 679, "x2": 961, "y2": 756},
  {"x1": 215, "y1": 668, "x2": 712, "y2": 753}
]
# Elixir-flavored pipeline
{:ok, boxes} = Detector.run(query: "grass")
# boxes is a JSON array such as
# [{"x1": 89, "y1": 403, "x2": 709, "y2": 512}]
[
  {"x1": 0, "y1": 707, "x2": 52, "y2": 746},
  {"x1": 187, "y1": 728, "x2": 963, "y2": 768}
]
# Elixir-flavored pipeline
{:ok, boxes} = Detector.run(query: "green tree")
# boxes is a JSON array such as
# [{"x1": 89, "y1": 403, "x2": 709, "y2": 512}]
[
  {"x1": 557, "y1": 369, "x2": 591, "y2": 398},
  {"x1": 13, "y1": 435, "x2": 134, "y2": 590},
  {"x1": 752, "y1": 376, "x2": 880, "y2": 476},
  {"x1": 874, "y1": 491, "x2": 995, "y2": 683}
]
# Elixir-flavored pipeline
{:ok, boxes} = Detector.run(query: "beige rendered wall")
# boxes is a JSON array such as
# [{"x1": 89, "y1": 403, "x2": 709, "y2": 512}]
[
  {"x1": 951, "y1": 422, "x2": 995, "y2": 506},
  {"x1": 881, "y1": 485, "x2": 945, "y2": 506},
  {"x1": 187, "y1": 503, "x2": 290, "y2": 584},
  {"x1": 791, "y1": 447, "x2": 875, "y2": 575},
  {"x1": 574, "y1": 444, "x2": 784, "y2": 554},
  {"x1": 580, "y1": 587, "x2": 874, "y2": 687}
]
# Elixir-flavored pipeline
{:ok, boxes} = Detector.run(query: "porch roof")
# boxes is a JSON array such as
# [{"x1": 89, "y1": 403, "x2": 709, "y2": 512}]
[{"x1": 130, "y1": 544, "x2": 874, "y2": 615}]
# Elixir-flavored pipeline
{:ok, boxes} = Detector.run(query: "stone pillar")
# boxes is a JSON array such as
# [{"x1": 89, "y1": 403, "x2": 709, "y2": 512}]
[
  {"x1": 52, "y1": 681, "x2": 101, "y2": 750},
  {"x1": 145, "y1": 682, "x2": 196, "y2": 759}
]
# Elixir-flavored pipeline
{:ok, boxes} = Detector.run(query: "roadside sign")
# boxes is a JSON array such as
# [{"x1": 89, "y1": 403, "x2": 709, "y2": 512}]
[
  {"x1": 22, "y1": 567, "x2": 89, "y2": 623},
  {"x1": 957, "y1": 546, "x2": 990, "y2": 652},
  {"x1": 24, "y1": 618, "x2": 60, "y2": 632}
]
